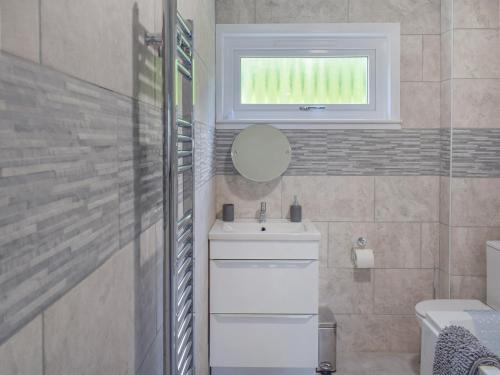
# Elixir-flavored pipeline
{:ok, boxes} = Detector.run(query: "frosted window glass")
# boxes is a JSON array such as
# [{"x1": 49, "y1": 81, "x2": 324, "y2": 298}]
[{"x1": 240, "y1": 57, "x2": 368, "y2": 105}]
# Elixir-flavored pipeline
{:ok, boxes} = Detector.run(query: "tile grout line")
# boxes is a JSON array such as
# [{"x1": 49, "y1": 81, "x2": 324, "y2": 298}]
[
  {"x1": 38, "y1": 0, "x2": 42, "y2": 64},
  {"x1": 254, "y1": 0, "x2": 257, "y2": 24},
  {"x1": 325, "y1": 222, "x2": 329, "y2": 268},
  {"x1": 419, "y1": 222, "x2": 423, "y2": 268},
  {"x1": 371, "y1": 264, "x2": 376, "y2": 311},
  {"x1": 42, "y1": 312, "x2": 46, "y2": 375},
  {"x1": 421, "y1": 34, "x2": 424, "y2": 81},
  {"x1": 373, "y1": 176, "x2": 376, "y2": 222}
]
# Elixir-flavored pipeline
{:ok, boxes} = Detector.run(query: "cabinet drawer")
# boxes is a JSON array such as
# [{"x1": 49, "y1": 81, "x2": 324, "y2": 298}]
[
  {"x1": 210, "y1": 259, "x2": 318, "y2": 314},
  {"x1": 210, "y1": 314, "x2": 318, "y2": 368},
  {"x1": 210, "y1": 240, "x2": 319, "y2": 260}
]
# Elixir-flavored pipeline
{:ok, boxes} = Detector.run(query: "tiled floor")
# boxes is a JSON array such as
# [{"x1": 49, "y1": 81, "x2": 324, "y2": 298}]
[{"x1": 335, "y1": 352, "x2": 420, "y2": 375}]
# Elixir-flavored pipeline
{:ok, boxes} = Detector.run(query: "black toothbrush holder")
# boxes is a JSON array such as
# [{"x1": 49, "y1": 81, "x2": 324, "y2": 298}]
[{"x1": 222, "y1": 204, "x2": 234, "y2": 222}]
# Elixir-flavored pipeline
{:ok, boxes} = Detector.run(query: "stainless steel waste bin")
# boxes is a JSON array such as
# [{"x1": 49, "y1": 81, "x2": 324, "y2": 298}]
[{"x1": 317, "y1": 320, "x2": 337, "y2": 373}]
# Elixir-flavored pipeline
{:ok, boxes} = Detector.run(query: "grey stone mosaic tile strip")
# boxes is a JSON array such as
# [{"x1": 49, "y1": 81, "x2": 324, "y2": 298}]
[
  {"x1": 217, "y1": 128, "x2": 500, "y2": 177},
  {"x1": 0, "y1": 53, "x2": 163, "y2": 344},
  {"x1": 118, "y1": 100, "x2": 163, "y2": 246},
  {"x1": 452, "y1": 129, "x2": 500, "y2": 178},
  {"x1": 215, "y1": 129, "x2": 238, "y2": 175},
  {"x1": 195, "y1": 120, "x2": 216, "y2": 190},
  {"x1": 216, "y1": 128, "x2": 442, "y2": 176},
  {"x1": 288, "y1": 130, "x2": 329, "y2": 175},
  {"x1": 441, "y1": 129, "x2": 451, "y2": 177}
]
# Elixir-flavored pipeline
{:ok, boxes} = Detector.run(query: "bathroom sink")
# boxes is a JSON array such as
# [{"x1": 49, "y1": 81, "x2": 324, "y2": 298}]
[
  {"x1": 209, "y1": 219, "x2": 320, "y2": 241},
  {"x1": 209, "y1": 219, "x2": 320, "y2": 371}
]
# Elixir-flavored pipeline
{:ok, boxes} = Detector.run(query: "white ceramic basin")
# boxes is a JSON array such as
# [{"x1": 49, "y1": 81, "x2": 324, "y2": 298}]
[{"x1": 209, "y1": 219, "x2": 320, "y2": 241}]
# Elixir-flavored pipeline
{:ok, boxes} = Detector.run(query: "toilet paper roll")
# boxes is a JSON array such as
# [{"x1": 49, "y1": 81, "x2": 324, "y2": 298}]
[{"x1": 353, "y1": 248, "x2": 375, "y2": 268}]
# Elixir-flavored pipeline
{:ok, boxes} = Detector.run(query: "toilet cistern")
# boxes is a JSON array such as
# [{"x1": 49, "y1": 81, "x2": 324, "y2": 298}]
[{"x1": 259, "y1": 202, "x2": 267, "y2": 223}]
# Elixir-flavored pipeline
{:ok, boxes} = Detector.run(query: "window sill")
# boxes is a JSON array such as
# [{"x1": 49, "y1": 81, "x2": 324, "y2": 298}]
[{"x1": 216, "y1": 119, "x2": 402, "y2": 130}]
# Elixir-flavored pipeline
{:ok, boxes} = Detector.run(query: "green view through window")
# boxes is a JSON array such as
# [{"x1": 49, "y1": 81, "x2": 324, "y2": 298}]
[{"x1": 240, "y1": 57, "x2": 369, "y2": 105}]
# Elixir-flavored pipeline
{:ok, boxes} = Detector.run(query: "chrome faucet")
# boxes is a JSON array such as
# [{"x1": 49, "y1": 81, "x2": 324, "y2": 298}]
[{"x1": 258, "y1": 202, "x2": 267, "y2": 223}]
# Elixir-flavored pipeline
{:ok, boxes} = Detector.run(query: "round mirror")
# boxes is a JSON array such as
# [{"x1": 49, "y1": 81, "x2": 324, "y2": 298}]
[{"x1": 231, "y1": 124, "x2": 291, "y2": 182}]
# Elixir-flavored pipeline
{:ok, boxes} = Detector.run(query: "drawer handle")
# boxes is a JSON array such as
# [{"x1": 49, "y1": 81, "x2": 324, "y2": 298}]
[
  {"x1": 212, "y1": 260, "x2": 316, "y2": 267},
  {"x1": 213, "y1": 314, "x2": 314, "y2": 319}
]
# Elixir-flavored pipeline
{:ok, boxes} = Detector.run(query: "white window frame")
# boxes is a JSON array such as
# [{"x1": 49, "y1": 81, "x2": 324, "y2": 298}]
[{"x1": 216, "y1": 23, "x2": 401, "y2": 129}]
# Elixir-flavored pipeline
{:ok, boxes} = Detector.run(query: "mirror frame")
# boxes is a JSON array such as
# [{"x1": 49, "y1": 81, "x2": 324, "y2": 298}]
[{"x1": 231, "y1": 124, "x2": 292, "y2": 182}]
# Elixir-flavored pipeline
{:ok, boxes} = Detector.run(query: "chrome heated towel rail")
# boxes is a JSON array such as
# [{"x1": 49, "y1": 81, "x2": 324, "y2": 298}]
[{"x1": 170, "y1": 12, "x2": 195, "y2": 375}]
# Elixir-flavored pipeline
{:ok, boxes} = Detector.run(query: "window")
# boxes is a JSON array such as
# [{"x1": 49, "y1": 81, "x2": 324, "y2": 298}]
[
  {"x1": 216, "y1": 24, "x2": 400, "y2": 127},
  {"x1": 240, "y1": 57, "x2": 369, "y2": 105}
]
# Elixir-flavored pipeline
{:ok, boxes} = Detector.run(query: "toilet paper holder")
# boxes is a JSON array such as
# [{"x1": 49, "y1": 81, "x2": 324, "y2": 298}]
[
  {"x1": 356, "y1": 237, "x2": 367, "y2": 248},
  {"x1": 351, "y1": 236, "x2": 367, "y2": 258},
  {"x1": 351, "y1": 237, "x2": 372, "y2": 267}
]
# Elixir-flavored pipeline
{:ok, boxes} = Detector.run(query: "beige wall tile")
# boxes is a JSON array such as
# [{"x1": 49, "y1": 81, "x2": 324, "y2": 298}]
[
  {"x1": 41, "y1": 0, "x2": 161, "y2": 100},
  {"x1": 454, "y1": 29, "x2": 500, "y2": 79},
  {"x1": 437, "y1": 269, "x2": 450, "y2": 298},
  {"x1": 216, "y1": 0, "x2": 256, "y2": 23},
  {"x1": 348, "y1": 0, "x2": 440, "y2": 34},
  {"x1": 373, "y1": 223, "x2": 421, "y2": 268},
  {"x1": 450, "y1": 226, "x2": 500, "y2": 276},
  {"x1": 374, "y1": 269, "x2": 434, "y2": 314},
  {"x1": 136, "y1": 334, "x2": 162, "y2": 375},
  {"x1": 454, "y1": 0, "x2": 499, "y2": 29},
  {"x1": 453, "y1": 79, "x2": 500, "y2": 128},
  {"x1": 450, "y1": 275, "x2": 486, "y2": 301},
  {"x1": 401, "y1": 82, "x2": 440, "y2": 128},
  {"x1": 320, "y1": 268, "x2": 373, "y2": 314},
  {"x1": 441, "y1": 0, "x2": 453, "y2": 32},
  {"x1": 282, "y1": 176, "x2": 374, "y2": 222},
  {"x1": 314, "y1": 222, "x2": 329, "y2": 267},
  {"x1": 192, "y1": 0, "x2": 216, "y2": 70},
  {"x1": 401, "y1": 35, "x2": 423, "y2": 82},
  {"x1": 216, "y1": 175, "x2": 282, "y2": 219},
  {"x1": 0, "y1": 0, "x2": 40, "y2": 62},
  {"x1": 450, "y1": 178, "x2": 500, "y2": 227},
  {"x1": 136, "y1": 225, "x2": 160, "y2": 365},
  {"x1": 256, "y1": 0, "x2": 348, "y2": 23},
  {"x1": 328, "y1": 222, "x2": 421, "y2": 269},
  {"x1": 421, "y1": 222, "x2": 439, "y2": 269},
  {"x1": 0, "y1": 316, "x2": 42, "y2": 375},
  {"x1": 139, "y1": 224, "x2": 157, "y2": 266},
  {"x1": 439, "y1": 223, "x2": 450, "y2": 273},
  {"x1": 441, "y1": 31, "x2": 452, "y2": 81},
  {"x1": 194, "y1": 57, "x2": 212, "y2": 127},
  {"x1": 441, "y1": 80, "x2": 452, "y2": 129},
  {"x1": 328, "y1": 222, "x2": 376, "y2": 268},
  {"x1": 336, "y1": 314, "x2": 420, "y2": 353},
  {"x1": 423, "y1": 35, "x2": 440, "y2": 82},
  {"x1": 439, "y1": 176, "x2": 450, "y2": 224},
  {"x1": 375, "y1": 176, "x2": 439, "y2": 222},
  {"x1": 44, "y1": 244, "x2": 135, "y2": 375}
]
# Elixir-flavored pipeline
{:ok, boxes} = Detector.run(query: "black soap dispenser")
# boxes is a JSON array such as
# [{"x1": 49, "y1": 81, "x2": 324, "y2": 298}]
[{"x1": 290, "y1": 195, "x2": 302, "y2": 223}]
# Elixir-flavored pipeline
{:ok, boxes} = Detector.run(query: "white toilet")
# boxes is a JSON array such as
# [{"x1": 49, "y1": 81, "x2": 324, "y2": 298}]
[{"x1": 415, "y1": 241, "x2": 500, "y2": 375}]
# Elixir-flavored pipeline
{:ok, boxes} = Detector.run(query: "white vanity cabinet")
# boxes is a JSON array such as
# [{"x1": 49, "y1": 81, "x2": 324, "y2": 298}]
[{"x1": 209, "y1": 220, "x2": 320, "y2": 375}]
